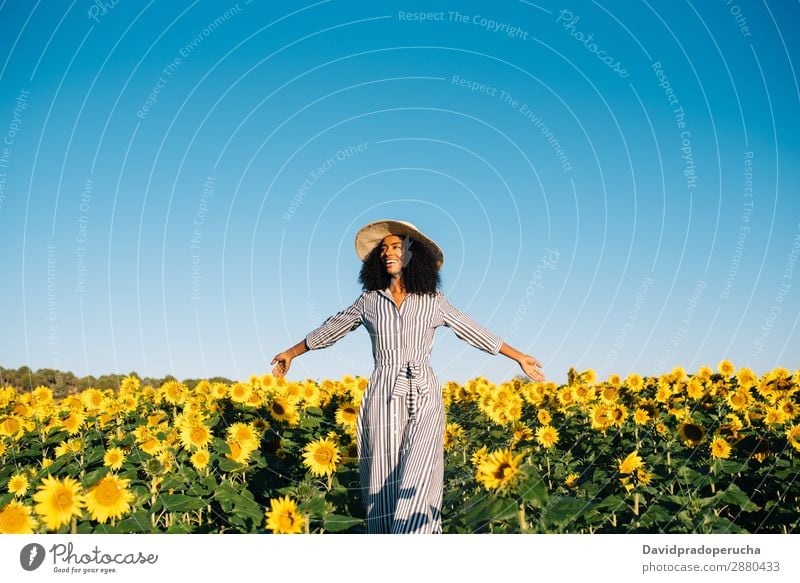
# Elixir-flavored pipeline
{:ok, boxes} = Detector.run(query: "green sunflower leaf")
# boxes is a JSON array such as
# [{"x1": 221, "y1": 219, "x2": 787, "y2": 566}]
[
  {"x1": 159, "y1": 494, "x2": 206, "y2": 512},
  {"x1": 323, "y1": 513, "x2": 362, "y2": 532}
]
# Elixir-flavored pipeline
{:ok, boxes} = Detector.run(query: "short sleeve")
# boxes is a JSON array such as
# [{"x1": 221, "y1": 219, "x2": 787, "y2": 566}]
[
  {"x1": 305, "y1": 292, "x2": 365, "y2": 350},
  {"x1": 438, "y1": 293, "x2": 504, "y2": 355}
]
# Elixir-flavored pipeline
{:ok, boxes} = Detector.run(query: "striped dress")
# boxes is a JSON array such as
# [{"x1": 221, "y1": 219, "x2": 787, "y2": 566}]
[{"x1": 305, "y1": 287, "x2": 503, "y2": 534}]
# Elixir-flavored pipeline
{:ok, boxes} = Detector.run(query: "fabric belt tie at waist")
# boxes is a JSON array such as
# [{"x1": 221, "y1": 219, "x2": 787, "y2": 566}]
[{"x1": 385, "y1": 361, "x2": 431, "y2": 421}]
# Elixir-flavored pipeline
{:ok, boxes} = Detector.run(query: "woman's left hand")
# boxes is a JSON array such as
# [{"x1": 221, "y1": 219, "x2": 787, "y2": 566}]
[{"x1": 518, "y1": 354, "x2": 545, "y2": 382}]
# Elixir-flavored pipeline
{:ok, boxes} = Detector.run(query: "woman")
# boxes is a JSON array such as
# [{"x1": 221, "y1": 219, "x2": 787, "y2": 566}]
[{"x1": 271, "y1": 219, "x2": 544, "y2": 534}]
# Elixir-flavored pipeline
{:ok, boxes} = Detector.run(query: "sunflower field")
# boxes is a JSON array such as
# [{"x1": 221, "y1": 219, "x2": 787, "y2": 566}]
[{"x1": 1, "y1": 361, "x2": 799, "y2": 534}]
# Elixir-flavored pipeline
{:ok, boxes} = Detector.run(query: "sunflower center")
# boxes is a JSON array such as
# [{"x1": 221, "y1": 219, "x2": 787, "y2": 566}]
[
  {"x1": 6, "y1": 418, "x2": 21, "y2": 433},
  {"x1": 493, "y1": 462, "x2": 511, "y2": 480},
  {"x1": 273, "y1": 403, "x2": 285, "y2": 415},
  {"x1": 278, "y1": 511, "x2": 296, "y2": 531},
  {"x1": 683, "y1": 424, "x2": 703, "y2": 441},
  {"x1": 190, "y1": 427, "x2": 207, "y2": 444},
  {"x1": 94, "y1": 480, "x2": 122, "y2": 506},
  {"x1": 0, "y1": 507, "x2": 25, "y2": 531},
  {"x1": 314, "y1": 448, "x2": 332, "y2": 464},
  {"x1": 55, "y1": 489, "x2": 73, "y2": 510}
]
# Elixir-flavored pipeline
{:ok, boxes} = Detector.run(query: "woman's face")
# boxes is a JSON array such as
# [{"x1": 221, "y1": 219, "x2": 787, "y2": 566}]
[{"x1": 379, "y1": 234, "x2": 410, "y2": 275}]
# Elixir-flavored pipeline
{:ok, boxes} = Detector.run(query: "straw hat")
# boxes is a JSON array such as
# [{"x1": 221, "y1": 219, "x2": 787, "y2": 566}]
[{"x1": 355, "y1": 219, "x2": 444, "y2": 268}]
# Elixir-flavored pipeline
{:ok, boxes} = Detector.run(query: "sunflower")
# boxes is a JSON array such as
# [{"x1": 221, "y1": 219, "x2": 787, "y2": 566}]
[
  {"x1": 335, "y1": 402, "x2": 359, "y2": 429},
  {"x1": 33, "y1": 385, "x2": 54, "y2": 403},
  {"x1": 784, "y1": 424, "x2": 800, "y2": 452},
  {"x1": 509, "y1": 421, "x2": 533, "y2": 446},
  {"x1": 582, "y1": 369, "x2": 597, "y2": 384},
  {"x1": 0, "y1": 416, "x2": 23, "y2": 439},
  {"x1": 139, "y1": 438, "x2": 163, "y2": 456},
  {"x1": 718, "y1": 359, "x2": 735, "y2": 377},
  {"x1": 610, "y1": 404, "x2": 628, "y2": 427},
  {"x1": 589, "y1": 403, "x2": 612, "y2": 431},
  {"x1": 340, "y1": 442, "x2": 359, "y2": 464},
  {"x1": 764, "y1": 407, "x2": 786, "y2": 426},
  {"x1": 229, "y1": 382, "x2": 253, "y2": 404},
  {"x1": 160, "y1": 380, "x2": 187, "y2": 405},
  {"x1": 85, "y1": 475, "x2": 135, "y2": 523},
  {"x1": 264, "y1": 495, "x2": 305, "y2": 534},
  {"x1": 557, "y1": 386, "x2": 575, "y2": 408},
  {"x1": 600, "y1": 385, "x2": 619, "y2": 404},
  {"x1": 470, "y1": 445, "x2": 489, "y2": 467},
  {"x1": 226, "y1": 422, "x2": 260, "y2": 451},
  {"x1": 225, "y1": 440, "x2": 254, "y2": 464},
  {"x1": 710, "y1": 437, "x2": 731, "y2": 460},
  {"x1": 750, "y1": 438, "x2": 772, "y2": 463},
  {"x1": 633, "y1": 408, "x2": 650, "y2": 425},
  {"x1": 678, "y1": 421, "x2": 705, "y2": 447},
  {"x1": 777, "y1": 398, "x2": 798, "y2": 420},
  {"x1": 0, "y1": 501, "x2": 39, "y2": 534},
  {"x1": 302, "y1": 437, "x2": 341, "y2": 477},
  {"x1": 55, "y1": 438, "x2": 83, "y2": 458},
  {"x1": 190, "y1": 449, "x2": 211, "y2": 470},
  {"x1": 7, "y1": 473, "x2": 29, "y2": 497},
  {"x1": 268, "y1": 397, "x2": 299, "y2": 426},
  {"x1": 81, "y1": 388, "x2": 105, "y2": 410},
  {"x1": 670, "y1": 366, "x2": 687, "y2": 383},
  {"x1": 535, "y1": 425, "x2": 559, "y2": 449},
  {"x1": 565, "y1": 472, "x2": 580, "y2": 488},
  {"x1": 33, "y1": 475, "x2": 85, "y2": 531},
  {"x1": 686, "y1": 378, "x2": 705, "y2": 400},
  {"x1": 537, "y1": 409, "x2": 552, "y2": 425},
  {"x1": 475, "y1": 448, "x2": 525, "y2": 492},
  {"x1": 572, "y1": 383, "x2": 594, "y2": 404},
  {"x1": 727, "y1": 388, "x2": 752, "y2": 412},
  {"x1": 736, "y1": 367, "x2": 758, "y2": 389},
  {"x1": 655, "y1": 383, "x2": 672, "y2": 403},
  {"x1": 638, "y1": 398, "x2": 658, "y2": 418},
  {"x1": 177, "y1": 422, "x2": 212, "y2": 452},
  {"x1": 625, "y1": 373, "x2": 644, "y2": 392},
  {"x1": 301, "y1": 382, "x2": 321, "y2": 406},
  {"x1": 444, "y1": 422, "x2": 464, "y2": 450},
  {"x1": 211, "y1": 383, "x2": 229, "y2": 400},
  {"x1": 103, "y1": 447, "x2": 126, "y2": 470},
  {"x1": 636, "y1": 468, "x2": 653, "y2": 486},
  {"x1": 618, "y1": 451, "x2": 644, "y2": 474}
]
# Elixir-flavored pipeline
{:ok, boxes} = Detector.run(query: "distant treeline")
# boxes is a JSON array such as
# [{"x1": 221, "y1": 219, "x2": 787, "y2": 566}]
[{"x1": 0, "y1": 366, "x2": 233, "y2": 399}]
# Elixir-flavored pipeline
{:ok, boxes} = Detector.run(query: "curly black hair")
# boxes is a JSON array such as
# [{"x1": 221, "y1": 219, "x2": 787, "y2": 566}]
[{"x1": 358, "y1": 235, "x2": 442, "y2": 295}]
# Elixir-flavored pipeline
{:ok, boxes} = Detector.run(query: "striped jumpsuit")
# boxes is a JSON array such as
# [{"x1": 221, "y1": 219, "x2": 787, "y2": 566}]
[{"x1": 304, "y1": 288, "x2": 504, "y2": 534}]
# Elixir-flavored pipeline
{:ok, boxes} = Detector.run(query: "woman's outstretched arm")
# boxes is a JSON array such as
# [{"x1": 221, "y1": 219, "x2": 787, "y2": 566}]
[
  {"x1": 438, "y1": 293, "x2": 545, "y2": 382},
  {"x1": 498, "y1": 342, "x2": 545, "y2": 382},
  {"x1": 270, "y1": 339, "x2": 309, "y2": 378},
  {"x1": 271, "y1": 291, "x2": 365, "y2": 378}
]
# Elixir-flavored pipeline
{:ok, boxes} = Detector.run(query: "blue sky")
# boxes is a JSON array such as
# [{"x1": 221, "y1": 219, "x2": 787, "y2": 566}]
[{"x1": 0, "y1": 0, "x2": 798, "y2": 385}]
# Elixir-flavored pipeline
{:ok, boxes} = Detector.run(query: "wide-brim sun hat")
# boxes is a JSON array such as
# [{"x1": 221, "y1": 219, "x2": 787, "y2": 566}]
[{"x1": 355, "y1": 219, "x2": 444, "y2": 269}]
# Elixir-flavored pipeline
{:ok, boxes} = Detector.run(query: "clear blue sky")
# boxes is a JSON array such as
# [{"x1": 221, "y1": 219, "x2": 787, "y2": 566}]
[{"x1": 0, "y1": 0, "x2": 798, "y2": 385}]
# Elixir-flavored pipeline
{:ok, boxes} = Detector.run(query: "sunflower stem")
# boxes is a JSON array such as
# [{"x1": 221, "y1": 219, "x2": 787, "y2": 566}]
[
  {"x1": 71, "y1": 516, "x2": 77, "y2": 534},
  {"x1": 518, "y1": 502, "x2": 528, "y2": 531},
  {"x1": 633, "y1": 493, "x2": 639, "y2": 516}
]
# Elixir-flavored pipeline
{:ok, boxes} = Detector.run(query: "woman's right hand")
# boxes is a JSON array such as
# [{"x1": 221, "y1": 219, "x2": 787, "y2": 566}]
[{"x1": 270, "y1": 351, "x2": 293, "y2": 378}]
